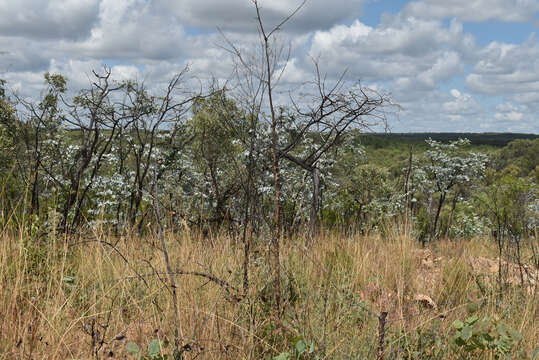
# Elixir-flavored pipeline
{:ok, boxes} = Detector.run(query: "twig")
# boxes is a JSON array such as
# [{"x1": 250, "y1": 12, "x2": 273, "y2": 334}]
[{"x1": 153, "y1": 163, "x2": 182, "y2": 355}]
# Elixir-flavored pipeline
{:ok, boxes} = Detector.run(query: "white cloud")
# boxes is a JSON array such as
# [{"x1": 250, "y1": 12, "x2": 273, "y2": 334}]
[
  {"x1": 466, "y1": 37, "x2": 539, "y2": 96},
  {"x1": 494, "y1": 102, "x2": 527, "y2": 121},
  {"x1": 510, "y1": 92, "x2": 539, "y2": 103},
  {"x1": 0, "y1": 0, "x2": 100, "y2": 39},
  {"x1": 403, "y1": 0, "x2": 539, "y2": 22},
  {"x1": 70, "y1": 0, "x2": 189, "y2": 60},
  {"x1": 309, "y1": 15, "x2": 473, "y2": 90},
  {"x1": 49, "y1": 59, "x2": 105, "y2": 89},
  {"x1": 111, "y1": 65, "x2": 141, "y2": 82},
  {"x1": 159, "y1": 0, "x2": 363, "y2": 33},
  {"x1": 495, "y1": 111, "x2": 524, "y2": 121},
  {"x1": 0, "y1": 0, "x2": 538, "y2": 133},
  {"x1": 278, "y1": 58, "x2": 310, "y2": 83},
  {"x1": 443, "y1": 89, "x2": 481, "y2": 115}
]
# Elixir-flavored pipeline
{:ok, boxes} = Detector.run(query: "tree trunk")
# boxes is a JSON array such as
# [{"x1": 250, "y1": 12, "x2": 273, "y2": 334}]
[
  {"x1": 432, "y1": 192, "x2": 446, "y2": 240},
  {"x1": 310, "y1": 167, "x2": 321, "y2": 235},
  {"x1": 445, "y1": 193, "x2": 459, "y2": 238}
]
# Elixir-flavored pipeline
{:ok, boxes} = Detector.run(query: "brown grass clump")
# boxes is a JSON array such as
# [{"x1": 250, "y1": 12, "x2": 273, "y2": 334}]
[{"x1": 0, "y1": 228, "x2": 537, "y2": 359}]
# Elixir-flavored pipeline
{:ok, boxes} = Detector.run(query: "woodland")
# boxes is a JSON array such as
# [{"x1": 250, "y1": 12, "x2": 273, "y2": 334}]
[{"x1": 0, "y1": 2, "x2": 538, "y2": 359}]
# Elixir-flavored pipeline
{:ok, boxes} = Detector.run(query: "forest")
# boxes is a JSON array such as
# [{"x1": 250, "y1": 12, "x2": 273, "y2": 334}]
[{"x1": 0, "y1": 3, "x2": 538, "y2": 359}]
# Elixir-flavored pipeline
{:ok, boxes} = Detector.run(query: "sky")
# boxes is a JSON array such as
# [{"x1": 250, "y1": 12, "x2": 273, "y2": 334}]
[{"x1": 1, "y1": 0, "x2": 538, "y2": 133}]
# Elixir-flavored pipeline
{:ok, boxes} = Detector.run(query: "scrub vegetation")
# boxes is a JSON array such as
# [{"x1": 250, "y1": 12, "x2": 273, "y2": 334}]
[{"x1": 0, "y1": 2, "x2": 537, "y2": 359}]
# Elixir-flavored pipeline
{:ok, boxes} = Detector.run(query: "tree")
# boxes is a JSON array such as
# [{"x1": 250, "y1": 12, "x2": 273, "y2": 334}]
[
  {"x1": 0, "y1": 78, "x2": 16, "y2": 170},
  {"x1": 330, "y1": 164, "x2": 394, "y2": 231},
  {"x1": 118, "y1": 68, "x2": 195, "y2": 230},
  {"x1": 478, "y1": 173, "x2": 538, "y2": 288},
  {"x1": 278, "y1": 64, "x2": 391, "y2": 233},
  {"x1": 420, "y1": 138, "x2": 487, "y2": 242},
  {"x1": 189, "y1": 90, "x2": 244, "y2": 231},
  {"x1": 221, "y1": 0, "x2": 393, "y2": 316},
  {"x1": 0, "y1": 78, "x2": 21, "y2": 222}
]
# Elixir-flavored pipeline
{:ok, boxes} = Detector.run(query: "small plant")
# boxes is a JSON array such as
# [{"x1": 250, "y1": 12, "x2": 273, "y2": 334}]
[
  {"x1": 126, "y1": 339, "x2": 169, "y2": 360},
  {"x1": 452, "y1": 315, "x2": 522, "y2": 359},
  {"x1": 388, "y1": 320, "x2": 448, "y2": 360},
  {"x1": 270, "y1": 336, "x2": 316, "y2": 360}
]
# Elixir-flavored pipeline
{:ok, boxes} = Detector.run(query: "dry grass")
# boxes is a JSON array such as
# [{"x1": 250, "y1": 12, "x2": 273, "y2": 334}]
[{"x1": 0, "y1": 227, "x2": 537, "y2": 359}]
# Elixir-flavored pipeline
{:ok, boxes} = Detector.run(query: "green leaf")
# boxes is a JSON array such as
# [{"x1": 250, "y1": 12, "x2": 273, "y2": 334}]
[
  {"x1": 461, "y1": 326, "x2": 473, "y2": 341},
  {"x1": 273, "y1": 352, "x2": 290, "y2": 360},
  {"x1": 295, "y1": 340, "x2": 306, "y2": 355},
  {"x1": 452, "y1": 320, "x2": 464, "y2": 329},
  {"x1": 465, "y1": 315, "x2": 479, "y2": 325},
  {"x1": 148, "y1": 339, "x2": 161, "y2": 358},
  {"x1": 126, "y1": 342, "x2": 140, "y2": 356},
  {"x1": 509, "y1": 329, "x2": 521, "y2": 341}
]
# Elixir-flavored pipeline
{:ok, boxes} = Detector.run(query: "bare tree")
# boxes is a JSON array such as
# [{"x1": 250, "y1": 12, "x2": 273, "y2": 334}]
[
  {"x1": 120, "y1": 67, "x2": 194, "y2": 231},
  {"x1": 220, "y1": 0, "x2": 393, "y2": 318},
  {"x1": 220, "y1": 0, "x2": 308, "y2": 317},
  {"x1": 15, "y1": 71, "x2": 122, "y2": 231},
  {"x1": 281, "y1": 62, "x2": 391, "y2": 233}
]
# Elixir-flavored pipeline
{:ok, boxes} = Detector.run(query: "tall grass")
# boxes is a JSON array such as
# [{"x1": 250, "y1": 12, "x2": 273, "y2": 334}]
[{"x1": 0, "y1": 227, "x2": 537, "y2": 359}]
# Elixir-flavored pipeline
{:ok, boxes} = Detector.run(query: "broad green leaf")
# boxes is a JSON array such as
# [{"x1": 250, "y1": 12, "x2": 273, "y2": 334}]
[
  {"x1": 295, "y1": 340, "x2": 306, "y2": 354},
  {"x1": 452, "y1": 320, "x2": 464, "y2": 329},
  {"x1": 461, "y1": 326, "x2": 473, "y2": 340},
  {"x1": 126, "y1": 342, "x2": 140, "y2": 355},
  {"x1": 273, "y1": 352, "x2": 290, "y2": 360},
  {"x1": 148, "y1": 339, "x2": 161, "y2": 358},
  {"x1": 465, "y1": 315, "x2": 478, "y2": 325}
]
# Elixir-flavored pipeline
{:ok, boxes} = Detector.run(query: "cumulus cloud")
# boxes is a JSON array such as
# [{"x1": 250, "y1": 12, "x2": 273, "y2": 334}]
[
  {"x1": 443, "y1": 89, "x2": 481, "y2": 115},
  {"x1": 494, "y1": 102, "x2": 526, "y2": 121},
  {"x1": 0, "y1": 0, "x2": 538, "y2": 133},
  {"x1": 68, "y1": 0, "x2": 190, "y2": 60},
  {"x1": 466, "y1": 37, "x2": 539, "y2": 95},
  {"x1": 0, "y1": 0, "x2": 100, "y2": 40},
  {"x1": 159, "y1": 0, "x2": 363, "y2": 34},
  {"x1": 403, "y1": 0, "x2": 539, "y2": 22},
  {"x1": 309, "y1": 15, "x2": 473, "y2": 89}
]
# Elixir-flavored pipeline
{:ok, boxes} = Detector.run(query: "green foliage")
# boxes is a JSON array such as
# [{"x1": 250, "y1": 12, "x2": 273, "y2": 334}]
[
  {"x1": 411, "y1": 139, "x2": 487, "y2": 241},
  {"x1": 327, "y1": 164, "x2": 396, "y2": 231},
  {"x1": 494, "y1": 139, "x2": 539, "y2": 178},
  {"x1": 0, "y1": 78, "x2": 17, "y2": 171},
  {"x1": 270, "y1": 336, "x2": 316, "y2": 360},
  {"x1": 389, "y1": 316, "x2": 530, "y2": 360},
  {"x1": 365, "y1": 133, "x2": 538, "y2": 147},
  {"x1": 126, "y1": 339, "x2": 175, "y2": 360},
  {"x1": 389, "y1": 320, "x2": 448, "y2": 359},
  {"x1": 449, "y1": 201, "x2": 487, "y2": 238},
  {"x1": 0, "y1": 67, "x2": 537, "y2": 242},
  {"x1": 478, "y1": 172, "x2": 537, "y2": 239},
  {"x1": 452, "y1": 315, "x2": 523, "y2": 359}
]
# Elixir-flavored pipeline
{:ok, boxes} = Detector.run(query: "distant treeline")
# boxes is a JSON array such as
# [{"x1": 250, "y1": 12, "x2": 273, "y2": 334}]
[{"x1": 364, "y1": 132, "x2": 538, "y2": 147}]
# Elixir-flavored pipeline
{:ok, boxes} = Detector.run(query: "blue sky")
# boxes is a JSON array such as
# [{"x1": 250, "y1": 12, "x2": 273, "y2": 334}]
[{"x1": 1, "y1": 0, "x2": 538, "y2": 133}]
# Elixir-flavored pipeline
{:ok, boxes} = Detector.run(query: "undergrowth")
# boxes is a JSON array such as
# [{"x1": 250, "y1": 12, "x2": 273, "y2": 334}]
[{"x1": 0, "y1": 228, "x2": 537, "y2": 359}]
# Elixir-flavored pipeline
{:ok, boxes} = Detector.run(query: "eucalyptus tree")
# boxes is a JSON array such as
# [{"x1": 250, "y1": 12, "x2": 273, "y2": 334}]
[
  {"x1": 420, "y1": 138, "x2": 487, "y2": 241},
  {"x1": 478, "y1": 173, "x2": 538, "y2": 288},
  {"x1": 15, "y1": 73, "x2": 71, "y2": 221},
  {"x1": 0, "y1": 78, "x2": 16, "y2": 172},
  {"x1": 188, "y1": 90, "x2": 245, "y2": 231},
  {"x1": 119, "y1": 68, "x2": 195, "y2": 230},
  {"x1": 0, "y1": 78, "x2": 20, "y2": 221},
  {"x1": 278, "y1": 63, "x2": 391, "y2": 232}
]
